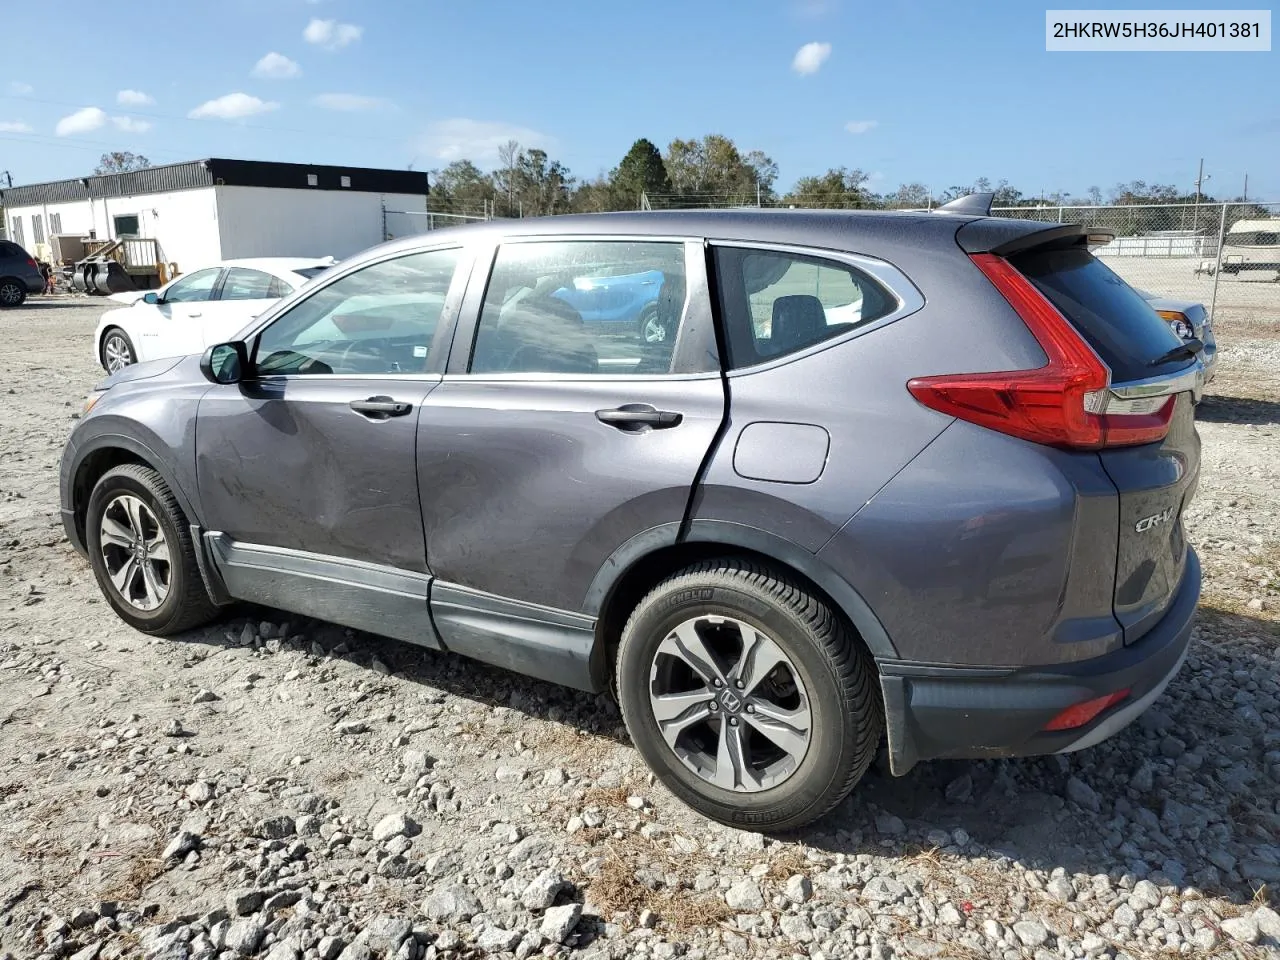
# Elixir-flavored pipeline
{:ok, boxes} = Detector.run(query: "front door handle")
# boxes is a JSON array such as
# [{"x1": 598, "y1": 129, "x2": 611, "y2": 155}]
[
  {"x1": 350, "y1": 396, "x2": 412, "y2": 419},
  {"x1": 595, "y1": 403, "x2": 683, "y2": 431},
  {"x1": 188, "y1": 311, "x2": 202, "y2": 318}
]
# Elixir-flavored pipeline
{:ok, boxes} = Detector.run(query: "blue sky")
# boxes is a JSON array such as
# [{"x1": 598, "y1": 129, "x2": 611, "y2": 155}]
[{"x1": 0, "y1": 0, "x2": 1274, "y2": 200}]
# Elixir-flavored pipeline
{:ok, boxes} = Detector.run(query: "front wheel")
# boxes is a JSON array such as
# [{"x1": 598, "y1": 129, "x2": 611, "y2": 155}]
[
  {"x1": 0, "y1": 280, "x2": 26, "y2": 308},
  {"x1": 101, "y1": 328, "x2": 136, "y2": 372},
  {"x1": 616, "y1": 558, "x2": 882, "y2": 831},
  {"x1": 85, "y1": 464, "x2": 219, "y2": 635}
]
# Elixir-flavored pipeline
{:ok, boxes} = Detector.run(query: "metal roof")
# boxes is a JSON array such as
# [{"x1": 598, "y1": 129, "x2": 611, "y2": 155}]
[{"x1": 1, "y1": 158, "x2": 428, "y2": 207}]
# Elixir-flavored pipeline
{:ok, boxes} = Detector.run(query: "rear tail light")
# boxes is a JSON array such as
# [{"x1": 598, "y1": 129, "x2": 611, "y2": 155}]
[
  {"x1": 907, "y1": 253, "x2": 1173, "y2": 450},
  {"x1": 1043, "y1": 688, "x2": 1130, "y2": 732},
  {"x1": 26, "y1": 257, "x2": 38, "y2": 269}
]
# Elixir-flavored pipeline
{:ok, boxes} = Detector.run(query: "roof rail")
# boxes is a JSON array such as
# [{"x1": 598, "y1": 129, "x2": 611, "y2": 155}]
[{"x1": 934, "y1": 192, "x2": 995, "y2": 216}]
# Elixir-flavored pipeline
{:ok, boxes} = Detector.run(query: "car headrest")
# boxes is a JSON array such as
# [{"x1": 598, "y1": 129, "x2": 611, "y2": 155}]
[{"x1": 771, "y1": 294, "x2": 827, "y2": 353}]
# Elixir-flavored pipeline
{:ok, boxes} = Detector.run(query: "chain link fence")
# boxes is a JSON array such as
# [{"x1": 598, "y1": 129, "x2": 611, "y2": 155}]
[
  {"x1": 992, "y1": 201, "x2": 1279, "y2": 332},
  {"x1": 639, "y1": 194, "x2": 1279, "y2": 330},
  {"x1": 382, "y1": 207, "x2": 495, "y2": 241}
]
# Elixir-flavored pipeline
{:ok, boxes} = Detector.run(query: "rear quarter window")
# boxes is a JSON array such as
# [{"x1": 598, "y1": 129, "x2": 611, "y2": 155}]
[
  {"x1": 1012, "y1": 248, "x2": 1189, "y2": 383},
  {"x1": 712, "y1": 246, "x2": 897, "y2": 369}
]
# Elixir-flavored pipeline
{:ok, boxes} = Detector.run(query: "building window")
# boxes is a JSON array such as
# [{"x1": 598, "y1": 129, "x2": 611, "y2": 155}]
[
  {"x1": 10, "y1": 217, "x2": 23, "y2": 247},
  {"x1": 113, "y1": 214, "x2": 140, "y2": 238},
  {"x1": 307, "y1": 173, "x2": 319, "y2": 187},
  {"x1": 32, "y1": 215, "x2": 45, "y2": 245},
  {"x1": 340, "y1": 176, "x2": 351, "y2": 188},
  {"x1": 50, "y1": 213, "x2": 63, "y2": 234}
]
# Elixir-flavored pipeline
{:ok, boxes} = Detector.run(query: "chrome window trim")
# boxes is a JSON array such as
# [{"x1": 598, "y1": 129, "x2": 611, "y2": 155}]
[
  {"x1": 708, "y1": 240, "x2": 926, "y2": 376},
  {"x1": 252, "y1": 373, "x2": 444, "y2": 383}
]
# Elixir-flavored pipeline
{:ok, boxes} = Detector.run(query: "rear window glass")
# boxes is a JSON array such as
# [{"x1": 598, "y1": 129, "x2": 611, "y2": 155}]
[{"x1": 1012, "y1": 248, "x2": 1189, "y2": 382}]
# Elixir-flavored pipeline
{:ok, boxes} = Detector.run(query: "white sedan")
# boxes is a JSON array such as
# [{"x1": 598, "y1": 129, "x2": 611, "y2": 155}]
[{"x1": 94, "y1": 258, "x2": 337, "y2": 372}]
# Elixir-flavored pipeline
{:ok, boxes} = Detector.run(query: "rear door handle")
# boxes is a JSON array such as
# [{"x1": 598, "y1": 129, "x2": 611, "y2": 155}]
[
  {"x1": 350, "y1": 396, "x2": 412, "y2": 419},
  {"x1": 188, "y1": 311, "x2": 202, "y2": 318},
  {"x1": 595, "y1": 404, "x2": 682, "y2": 430}
]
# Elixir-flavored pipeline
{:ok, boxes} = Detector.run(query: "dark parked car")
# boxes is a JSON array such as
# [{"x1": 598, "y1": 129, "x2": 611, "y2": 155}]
[
  {"x1": 0, "y1": 240, "x2": 46, "y2": 307},
  {"x1": 1136, "y1": 289, "x2": 1217, "y2": 383},
  {"x1": 61, "y1": 204, "x2": 1204, "y2": 830}
]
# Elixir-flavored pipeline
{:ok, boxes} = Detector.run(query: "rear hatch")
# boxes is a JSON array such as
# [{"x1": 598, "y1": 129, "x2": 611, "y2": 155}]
[{"x1": 1011, "y1": 247, "x2": 1201, "y2": 643}]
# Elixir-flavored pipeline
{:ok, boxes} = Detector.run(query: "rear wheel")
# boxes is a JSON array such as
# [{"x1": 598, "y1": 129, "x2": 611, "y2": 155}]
[
  {"x1": 101, "y1": 328, "x2": 136, "y2": 372},
  {"x1": 0, "y1": 280, "x2": 26, "y2": 308},
  {"x1": 637, "y1": 303, "x2": 667, "y2": 344},
  {"x1": 616, "y1": 558, "x2": 882, "y2": 831},
  {"x1": 85, "y1": 464, "x2": 219, "y2": 635}
]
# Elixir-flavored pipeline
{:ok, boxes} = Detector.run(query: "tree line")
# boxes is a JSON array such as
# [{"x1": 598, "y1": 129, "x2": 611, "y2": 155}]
[{"x1": 427, "y1": 135, "x2": 1257, "y2": 227}]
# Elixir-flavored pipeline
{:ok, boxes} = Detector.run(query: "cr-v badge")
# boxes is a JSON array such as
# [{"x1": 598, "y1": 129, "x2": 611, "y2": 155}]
[{"x1": 1135, "y1": 506, "x2": 1176, "y2": 533}]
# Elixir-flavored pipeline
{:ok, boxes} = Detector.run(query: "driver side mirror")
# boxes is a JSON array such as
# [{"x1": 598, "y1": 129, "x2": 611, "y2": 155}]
[
  {"x1": 200, "y1": 341, "x2": 249, "y2": 385},
  {"x1": 142, "y1": 291, "x2": 160, "y2": 305}
]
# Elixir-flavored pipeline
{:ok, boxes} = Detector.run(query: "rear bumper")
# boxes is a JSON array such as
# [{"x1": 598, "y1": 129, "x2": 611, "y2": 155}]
[
  {"x1": 25, "y1": 275, "x2": 46, "y2": 294},
  {"x1": 880, "y1": 548, "x2": 1199, "y2": 775}
]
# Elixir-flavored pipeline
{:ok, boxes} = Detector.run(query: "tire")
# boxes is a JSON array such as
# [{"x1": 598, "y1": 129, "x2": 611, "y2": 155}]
[
  {"x1": 101, "y1": 327, "x2": 137, "y2": 373},
  {"x1": 637, "y1": 303, "x2": 667, "y2": 344},
  {"x1": 616, "y1": 558, "x2": 882, "y2": 832},
  {"x1": 0, "y1": 279, "x2": 26, "y2": 308},
  {"x1": 85, "y1": 464, "x2": 219, "y2": 635}
]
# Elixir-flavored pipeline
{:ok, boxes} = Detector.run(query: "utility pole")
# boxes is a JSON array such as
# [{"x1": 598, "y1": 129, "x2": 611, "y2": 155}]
[
  {"x1": 1192, "y1": 158, "x2": 1211, "y2": 233},
  {"x1": 0, "y1": 170, "x2": 12, "y2": 188},
  {"x1": 1242, "y1": 173, "x2": 1248, "y2": 202}
]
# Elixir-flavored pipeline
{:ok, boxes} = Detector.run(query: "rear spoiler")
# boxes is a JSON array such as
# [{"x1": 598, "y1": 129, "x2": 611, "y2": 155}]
[
  {"x1": 936, "y1": 192, "x2": 1114, "y2": 255},
  {"x1": 955, "y1": 218, "x2": 1115, "y2": 257}
]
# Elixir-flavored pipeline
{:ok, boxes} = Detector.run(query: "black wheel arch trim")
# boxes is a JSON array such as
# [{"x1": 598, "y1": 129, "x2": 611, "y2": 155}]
[
  {"x1": 65, "y1": 432, "x2": 226, "y2": 607},
  {"x1": 582, "y1": 519, "x2": 898, "y2": 661}
]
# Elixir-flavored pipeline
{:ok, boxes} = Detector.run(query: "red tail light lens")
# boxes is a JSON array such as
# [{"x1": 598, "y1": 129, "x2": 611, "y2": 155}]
[
  {"x1": 1043, "y1": 688, "x2": 1130, "y2": 732},
  {"x1": 26, "y1": 257, "x2": 38, "y2": 269},
  {"x1": 907, "y1": 253, "x2": 1173, "y2": 450}
]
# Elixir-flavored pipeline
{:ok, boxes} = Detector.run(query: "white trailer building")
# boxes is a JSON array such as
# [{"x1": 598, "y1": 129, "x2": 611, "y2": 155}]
[{"x1": 1, "y1": 158, "x2": 429, "y2": 280}]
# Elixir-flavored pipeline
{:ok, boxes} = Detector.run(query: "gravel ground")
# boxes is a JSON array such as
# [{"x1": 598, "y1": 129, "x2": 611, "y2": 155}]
[{"x1": 1, "y1": 299, "x2": 1278, "y2": 960}]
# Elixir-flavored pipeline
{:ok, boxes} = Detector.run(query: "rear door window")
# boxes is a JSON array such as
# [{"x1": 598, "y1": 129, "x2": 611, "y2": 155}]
[
  {"x1": 220, "y1": 268, "x2": 274, "y2": 301},
  {"x1": 1011, "y1": 249, "x2": 1188, "y2": 382},
  {"x1": 712, "y1": 246, "x2": 897, "y2": 368},
  {"x1": 470, "y1": 240, "x2": 687, "y2": 376}
]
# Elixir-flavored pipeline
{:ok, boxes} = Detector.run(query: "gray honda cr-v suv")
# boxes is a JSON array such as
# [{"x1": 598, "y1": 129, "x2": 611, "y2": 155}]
[{"x1": 60, "y1": 200, "x2": 1204, "y2": 830}]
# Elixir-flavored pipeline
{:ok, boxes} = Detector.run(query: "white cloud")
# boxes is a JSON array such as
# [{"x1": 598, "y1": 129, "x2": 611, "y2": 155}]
[
  {"x1": 844, "y1": 119, "x2": 878, "y2": 134},
  {"x1": 252, "y1": 52, "x2": 302, "y2": 79},
  {"x1": 55, "y1": 106, "x2": 108, "y2": 137},
  {"x1": 792, "y1": 41, "x2": 831, "y2": 75},
  {"x1": 313, "y1": 93, "x2": 391, "y2": 112},
  {"x1": 794, "y1": 0, "x2": 838, "y2": 16},
  {"x1": 0, "y1": 120, "x2": 33, "y2": 133},
  {"x1": 113, "y1": 115, "x2": 152, "y2": 133},
  {"x1": 303, "y1": 18, "x2": 362, "y2": 50},
  {"x1": 7, "y1": 81, "x2": 33, "y2": 96},
  {"x1": 116, "y1": 89, "x2": 154, "y2": 106},
  {"x1": 188, "y1": 92, "x2": 279, "y2": 121},
  {"x1": 416, "y1": 118, "x2": 553, "y2": 164}
]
